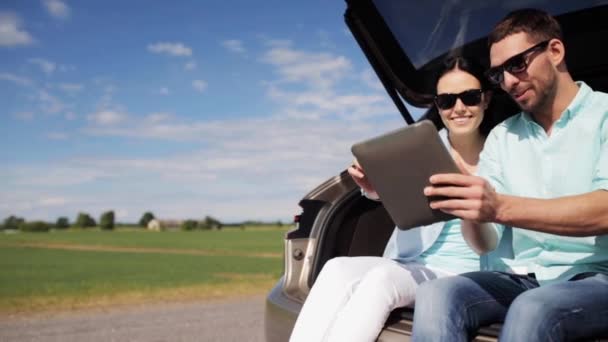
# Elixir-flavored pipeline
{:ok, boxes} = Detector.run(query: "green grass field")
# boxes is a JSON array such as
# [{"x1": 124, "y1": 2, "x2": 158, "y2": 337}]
[{"x1": 0, "y1": 227, "x2": 289, "y2": 314}]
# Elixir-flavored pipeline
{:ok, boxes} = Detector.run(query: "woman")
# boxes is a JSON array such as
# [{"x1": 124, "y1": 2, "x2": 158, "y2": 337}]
[{"x1": 289, "y1": 56, "x2": 497, "y2": 342}]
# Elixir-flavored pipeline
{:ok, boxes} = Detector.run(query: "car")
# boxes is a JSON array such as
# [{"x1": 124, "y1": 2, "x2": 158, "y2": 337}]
[{"x1": 265, "y1": 1, "x2": 608, "y2": 341}]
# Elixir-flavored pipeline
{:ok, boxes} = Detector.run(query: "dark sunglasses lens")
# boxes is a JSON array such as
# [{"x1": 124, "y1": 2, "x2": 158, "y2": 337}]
[
  {"x1": 505, "y1": 55, "x2": 527, "y2": 74},
  {"x1": 435, "y1": 94, "x2": 456, "y2": 109},
  {"x1": 460, "y1": 90, "x2": 482, "y2": 106}
]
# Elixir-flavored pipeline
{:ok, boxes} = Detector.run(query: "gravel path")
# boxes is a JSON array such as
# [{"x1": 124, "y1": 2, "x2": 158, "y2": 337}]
[{"x1": 0, "y1": 296, "x2": 265, "y2": 342}]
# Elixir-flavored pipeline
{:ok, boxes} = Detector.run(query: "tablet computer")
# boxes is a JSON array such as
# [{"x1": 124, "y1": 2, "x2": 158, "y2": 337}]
[{"x1": 351, "y1": 120, "x2": 459, "y2": 230}]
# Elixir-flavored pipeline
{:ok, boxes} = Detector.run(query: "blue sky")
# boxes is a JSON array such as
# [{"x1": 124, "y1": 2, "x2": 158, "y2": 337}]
[{"x1": 0, "y1": 0, "x2": 407, "y2": 223}]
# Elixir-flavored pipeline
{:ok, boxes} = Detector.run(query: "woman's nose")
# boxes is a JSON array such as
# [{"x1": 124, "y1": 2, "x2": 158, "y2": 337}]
[{"x1": 453, "y1": 98, "x2": 466, "y2": 112}]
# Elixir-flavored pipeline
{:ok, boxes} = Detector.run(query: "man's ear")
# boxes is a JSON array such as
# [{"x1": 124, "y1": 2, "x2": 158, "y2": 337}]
[{"x1": 547, "y1": 38, "x2": 566, "y2": 67}]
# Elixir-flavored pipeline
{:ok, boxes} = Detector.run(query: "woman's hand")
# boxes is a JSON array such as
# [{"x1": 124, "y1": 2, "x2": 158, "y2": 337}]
[{"x1": 347, "y1": 159, "x2": 379, "y2": 200}]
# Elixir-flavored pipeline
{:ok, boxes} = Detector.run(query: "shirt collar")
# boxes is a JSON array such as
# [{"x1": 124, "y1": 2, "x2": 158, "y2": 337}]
[
  {"x1": 521, "y1": 81, "x2": 592, "y2": 126},
  {"x1": 561, "y1": 81, "x2": 592, "y2": 122}
]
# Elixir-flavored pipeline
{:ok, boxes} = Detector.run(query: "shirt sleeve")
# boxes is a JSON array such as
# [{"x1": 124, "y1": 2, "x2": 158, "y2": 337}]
[{"x1": 592, "y1": 111, "x2": 608, "y2": 191}]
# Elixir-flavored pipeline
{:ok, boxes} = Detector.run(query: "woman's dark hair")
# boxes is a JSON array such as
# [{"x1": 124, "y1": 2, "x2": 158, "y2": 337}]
[{"x1": 426, "y1": 55, "x2": 498, "y2": 136}]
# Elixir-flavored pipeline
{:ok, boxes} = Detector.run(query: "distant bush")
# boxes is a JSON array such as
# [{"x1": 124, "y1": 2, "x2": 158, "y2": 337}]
[
  {"x1": 20, "y1": 221, "x2": 51, "y2": 232},
  {"x1": 100, "y1": 211, "x2": 115, "y2": 230},
  {"x1": 75, "y1": 212, "x2": 96, "y2": 228},
  {"x1": 55, "y1": 217, "x2": 70, "y2": 229},
  {"x1": 138, "y1": 212, "x2": 155, "y2": 228},
  {"x1": 181, "y1": 219, "x2": 198, "y2": 231},
  {"x1": 3, "y1": 215, "x2": 25, "y2": 230}
]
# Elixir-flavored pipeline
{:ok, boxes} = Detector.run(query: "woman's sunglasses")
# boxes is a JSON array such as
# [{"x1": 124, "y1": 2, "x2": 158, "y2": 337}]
[
  {"x1": 485, "y1": 40, "x2": 550, "y2": 85},
  {"x1": 434, "y1": 89, "x2": 483, "y2": 110}
]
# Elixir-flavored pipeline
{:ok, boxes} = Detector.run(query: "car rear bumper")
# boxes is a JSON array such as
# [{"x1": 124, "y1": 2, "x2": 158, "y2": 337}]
[{"x1": 265, "y1": 278, "x2": 300, "y2": 342}]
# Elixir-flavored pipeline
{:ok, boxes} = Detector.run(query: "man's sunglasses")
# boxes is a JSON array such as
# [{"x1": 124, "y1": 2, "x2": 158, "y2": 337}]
[
  {"x1": 486, "y1": 40, "x2": 550, "y2": 85},
  {"x1": 434, "y1": 89, "x2": 483, "y2": 110}
]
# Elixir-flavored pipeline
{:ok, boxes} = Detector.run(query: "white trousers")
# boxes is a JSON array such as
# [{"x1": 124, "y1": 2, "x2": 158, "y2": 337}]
[{"x1": 289, "y1": 256, "x2": 453, "y2": 342}]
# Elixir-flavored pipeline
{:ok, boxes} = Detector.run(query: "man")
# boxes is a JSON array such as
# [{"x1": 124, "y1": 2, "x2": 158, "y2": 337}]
[{"x1": 411, "y1": 8, "x2": 608, "y2": 342}]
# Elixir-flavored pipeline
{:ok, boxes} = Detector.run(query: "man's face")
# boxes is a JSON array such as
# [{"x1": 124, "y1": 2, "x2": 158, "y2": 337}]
[{"x1": 489, "y1": 32, "x2": 556, "y2": 113}]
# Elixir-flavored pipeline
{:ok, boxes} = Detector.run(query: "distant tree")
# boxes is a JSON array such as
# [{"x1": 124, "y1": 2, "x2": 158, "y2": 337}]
[
  {"x1": 55, "y1": 217, "x2": 70, "y2": 229},
  {"x1": 199, "y1": 216, "x2": 222, "y2": 230},
  {"x1": 75, "y1": 212, "x2": 96, "y2": 228},
  {"x1": 20, "y1": 221, "x2": 51, "y2": 232},
  {"x1": 3, "y1": 215, "x2": 25, "y2": 230},
  {"x1": 181, "y1": 219, "x2": 198, "y2": 231},
  {"x1": 138, "y1": 212, "x2": 155, "y2": 228},
  {"x1": 100, "y1": 210, "x2": 115, "y2": 230},
  {"x1": 277, "y1": 220, "x2": 283, "y2": 227}
]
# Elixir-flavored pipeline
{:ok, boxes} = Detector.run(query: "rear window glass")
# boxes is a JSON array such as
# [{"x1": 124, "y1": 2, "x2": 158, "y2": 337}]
[{"x1": 372, "y1": 0, "x2": 605, "y2": 68}]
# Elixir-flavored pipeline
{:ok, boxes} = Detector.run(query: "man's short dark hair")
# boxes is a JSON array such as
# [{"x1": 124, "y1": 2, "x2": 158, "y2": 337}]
[{"x1": 488, "y1": 8, "x2": 563, "y2": 47}]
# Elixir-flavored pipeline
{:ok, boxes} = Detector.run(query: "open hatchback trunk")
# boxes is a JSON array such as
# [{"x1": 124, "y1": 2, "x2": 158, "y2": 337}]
[{"x1": 265, "y1": 1, "x2": 608, "y2": 341}]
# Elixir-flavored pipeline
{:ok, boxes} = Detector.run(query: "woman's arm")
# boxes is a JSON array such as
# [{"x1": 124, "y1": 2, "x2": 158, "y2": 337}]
[{"x1": 461, "y1": 221, "x2": 498, "y2": 255}]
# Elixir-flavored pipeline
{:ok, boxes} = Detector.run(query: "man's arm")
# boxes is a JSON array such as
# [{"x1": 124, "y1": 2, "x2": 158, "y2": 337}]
[
  {"x1": 426, "y1": 173, "x2": 608, "y2": 237},
  {"x1": 495, "y1": 190, "x2": 608, "y2": 236}
]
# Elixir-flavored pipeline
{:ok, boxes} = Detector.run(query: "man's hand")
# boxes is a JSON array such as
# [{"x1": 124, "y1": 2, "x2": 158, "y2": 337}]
[
  {"x1": 347, "y1": 159, "x2": 379, "y2": 199},
  {"x1": 424, "y1": 173, "x2": 501, "y2": 223}
]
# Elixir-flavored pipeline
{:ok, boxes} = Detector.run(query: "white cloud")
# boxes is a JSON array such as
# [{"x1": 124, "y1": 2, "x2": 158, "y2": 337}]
[
  {"x1": 29, "y1": 58, "x2": 56, "y2": 75},
  {"x1": 145, "y1": 112, "x2": 172, "y2": 124},
  {"x1": 264, "y1": 39, "x2": 292, "y2": 48},
  {"x1": 92, "y1": 81, "x2": 117, "y2": 108},
  {"x1": 0, "y1": 12, "x2": 34, "y2": 47},
  {"x1": 59, "y1": 83, "x2": 84, "y2": 94},
  {"x1": 261, "y1": 47, "x2": 352, "y2": 89},
  {"x1": 259, "y1": 45, "x2": 394, "y2": 121},
  {"x1": 266, "y1": 87, "x2": 394, "y2": 121},
  {"x1": 0, "y1": 192, "x2": 72, "y2": 219},
  {"x1": 42, "y1": 0, "x2": 71, "y2": 19},
  {"x1": 184, "y1": 61, "x2": 197, "y2": 70},
  {"x1": 47, "y1": 132, "x2": 68, "y2": 140},
  {"x1": 5, "y1": 165, "x2": 112, "y2": 187},
  {"x1": 87, "y1": 109, "x2": 128, "y2": 126},
  {"x1": 147, "y1": 42, "x2": 192, "y2": 57},
  {"x1": 0, "y1": 72, "x2": 33, "y2": 86},
  {"x1": 361, "y1": 68, "x2": 384, "y2": 91},
  {"x1": 222, "y1": 39, "x2": 246, "y2": 53},
  {"x1": 39, "y1": 196, "x2": 68, "y2": 207},
  {"x1": 159, "y1": 87, "x2": 169, "y2": 95},
  {"x1": 39, "y1": 90, "x2": 65, "y2": 114},
  {"x1": 192, "y1": 79, "x2": 207, "y2": 93},
  {"x1": 0, "y1": 41, "x2": 400, "y2": 223},
  {"x1": 64, "y1": 111, "x2": 76, "y2": 120},
  {"x1": 58, "y1": 64, "x2": 76, "y2": 72},
  {"x1": 5, "y1": 112, "x2": 401, "y2": 222}
]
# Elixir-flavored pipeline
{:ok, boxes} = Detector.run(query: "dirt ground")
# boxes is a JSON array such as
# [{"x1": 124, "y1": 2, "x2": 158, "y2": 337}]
[{"x1": 0, "y1": 295, "x2": 265, "y2": 342}]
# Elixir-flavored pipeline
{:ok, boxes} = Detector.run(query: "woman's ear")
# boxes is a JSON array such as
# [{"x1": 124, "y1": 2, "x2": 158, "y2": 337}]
[{"x1": 483, "y1": 91, "x2": 493, "y2": 109}]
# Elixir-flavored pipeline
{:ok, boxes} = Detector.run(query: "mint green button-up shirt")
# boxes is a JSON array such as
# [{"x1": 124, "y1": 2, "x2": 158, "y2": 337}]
[{"x1": 478, "y1": 82, "x2": 608, "y2": 285}]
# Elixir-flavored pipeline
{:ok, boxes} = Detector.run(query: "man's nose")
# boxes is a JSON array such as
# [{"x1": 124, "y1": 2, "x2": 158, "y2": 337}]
[{"x1": 502, "y1": 71, "x2": 520, "y2": 92}]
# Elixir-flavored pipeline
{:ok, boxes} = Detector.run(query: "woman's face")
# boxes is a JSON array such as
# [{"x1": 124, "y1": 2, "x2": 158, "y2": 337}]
[{"x1": 435, "y1": 70, "x2": 488, "y2": 137}]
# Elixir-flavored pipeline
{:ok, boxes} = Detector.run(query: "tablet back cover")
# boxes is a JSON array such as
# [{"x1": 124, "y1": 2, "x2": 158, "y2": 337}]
[{"x1": 351, "y1": 120, "x2": 459, "y2": 230}]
